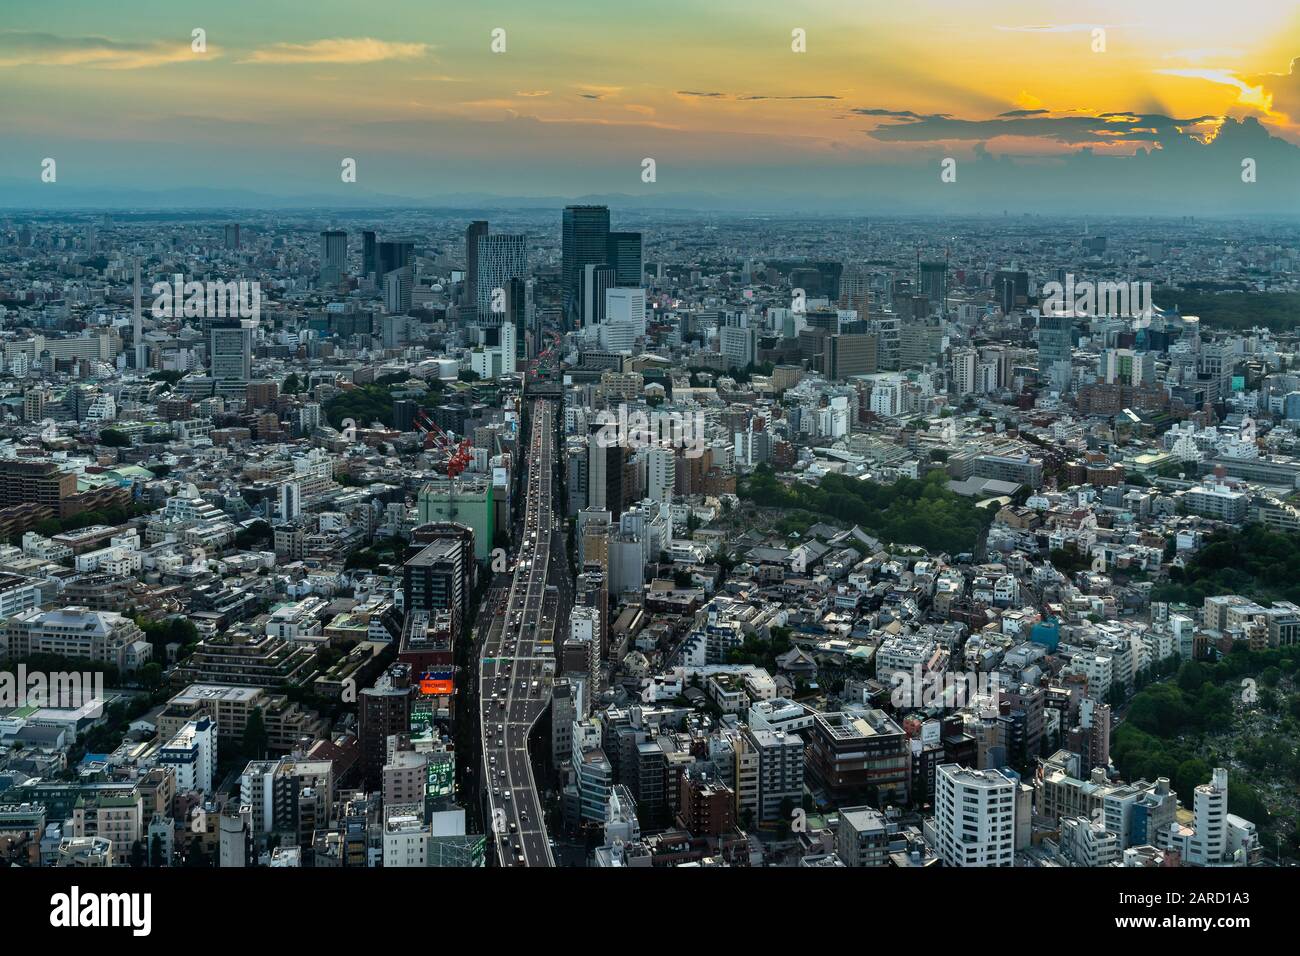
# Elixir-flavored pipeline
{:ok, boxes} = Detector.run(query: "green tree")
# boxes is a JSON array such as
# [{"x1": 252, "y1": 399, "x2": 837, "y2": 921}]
[{"x1": 243, "y1": 707, "x2": 268, "y2": 761}]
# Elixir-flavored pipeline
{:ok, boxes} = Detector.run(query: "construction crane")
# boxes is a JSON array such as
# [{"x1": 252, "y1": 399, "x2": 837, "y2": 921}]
[{"x1": 414, "y1": 411, "x2": 474, "y2": 478}]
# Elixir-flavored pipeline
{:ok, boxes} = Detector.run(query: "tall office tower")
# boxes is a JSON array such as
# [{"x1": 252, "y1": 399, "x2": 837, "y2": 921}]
[
  {"x1": 994, "y1": 269, "x2": 1029, "y2": 314},
  {"x1": 209, "y1": 319, "x2": 253, "y2": 387},
  {"x1": 562, "y1": 205, "x2": 611, "y2": 330},
  {"x1": 642, "y1": 445, "x2": 675, "y2": 503},
  {"x1": 606, "y1": 231, "x2": 643, "y2": 286},
  {"x1": 919, "y1": 261, "x2": 947, "y2": 312},
  {"x1": 133, "y1": 259, "x2": 147, "y2": 371},
  {"x1": 224, "y1": 224, "x2": 240, "y2": 250},
  {"x1": 475, "y1": 233, "x2": 527, "y2": 319},
  {"x1": 377, "y1": 238, "x2": 415, "y2": 281},
  {"x1": 504, "y1": 277, "x2": 532, "y2": 361},
  {"x1": 582, "y1": 263, "x2": 615, "y2": 329},
  {"x1": 384, "y1": 267, "x2": 412, "y2": 315},
  {"x1": 1038, "y1": 313, "x2": 1074, "y2": 391},
  {"x1": 569, "y1": 605, "x2": 603, "y2": 702},
  {"x1": 362, "y1": 230, "x2": 377, "y2": 281},
  {"x1": 933, "y1": 764, "x2": 1016, "y2": 867},
  {"x1": 359, "y1": 663, "x2": 415, "y2": 788},
  {"x1": 1188, "y1": 768, "x2": 1228, "y2": 865},
  {"x1": 320, "y1": 230, "x2": 348, "y2": 285},
  {"x1": 279, "y1": 481, "x2": 301, "y2": 522},
  {"x1": 601, "y1": 287, "x2": 647, "y2": 352},
  {"x1": 951, "y1": 347, "x2": 978, "y2": 396},
  {"x1": 464, "y1": 220, "x2": 488, "y2": 307}
]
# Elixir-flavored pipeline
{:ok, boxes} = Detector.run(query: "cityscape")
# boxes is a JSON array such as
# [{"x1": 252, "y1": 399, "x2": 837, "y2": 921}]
[{"x1": 0, "y1": 1, "x2": 1297, "y2": 930}]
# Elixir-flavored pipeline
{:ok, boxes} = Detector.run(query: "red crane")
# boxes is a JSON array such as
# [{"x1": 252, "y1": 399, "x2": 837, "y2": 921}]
[{"x1": 414, "y1": 411, "x2": 474, "y2": 478}]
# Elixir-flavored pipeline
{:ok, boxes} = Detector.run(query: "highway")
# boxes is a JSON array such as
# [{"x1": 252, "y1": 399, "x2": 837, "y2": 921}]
[{"x1": 479, "y1": 398, "x2": 563, "y2": 867}]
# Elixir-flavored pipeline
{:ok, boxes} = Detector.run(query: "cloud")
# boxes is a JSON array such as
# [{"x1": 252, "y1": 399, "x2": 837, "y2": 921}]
[
  {"x1": 738, "y1": 94, "x2": 841, "y2": 101},
  {"x1": 848, "y1": 108, "x2": 950, "y2": 120},
  {"x1": 0, "y1": 30, "x2": 204, "y2": 69},
  {"x1": 1243, "y1": 56, "x2": 1300, "y2": 121},
  {"x1": 1162, "y1": 48, "x2": 1244, "y2": 62},
  {"x1": 516, "y1": 89, "x2": 551, "y2": 97},
  {"x1": 994, "y1": 24, "x2": 1116, "y2": 33},
  {"x1": 1154, "y1": 68, "x2": 1273, "y2": 111},
  {"x1": 576, "y1": 84, "x2": 622, "y2": 99},
  {"x1": 241, "y1": 38, "x2": 428, "y2": 65},
  {"x1": 675, "y1": 90, "x2": 841, "y2": 103},
  {"x1": 860, "y1": 106, "x2": 1224, "y2": 147}
]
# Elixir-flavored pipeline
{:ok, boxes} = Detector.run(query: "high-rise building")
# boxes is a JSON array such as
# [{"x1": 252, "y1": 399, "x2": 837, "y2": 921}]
[
  {"x1": 319, "y1": 230, "x2": 348, "y2": 285},
  {"x1": 362, "y1": 230, "x2": 377, "y2": 281},
  {"x1": 209, "y1": 319, "x2": 253, "y2": 388},
  {"x1": 376, "y1": 239, "x2": 415, "y2": 281},
  {"x1": 464, "y1": 220, "x2": 488, "y2": 307},
  {"x1": 562, "y1": 205, "x2": 611, "y2": 329},
  {"x1": 994, "y1": 270, "x2": 1029, "y2": 314},
  {"x1": 1038, "y1": 313, "x2": 1073, "y2": 391},
  {"x1": 583, "y1": 264, "x2": 616, "y2": 329},
  {"x1": 476, "y1": 233, "x2": 526, "y2": 319},
  {"x1": 359, "y1": 663, "x2": 415, "y2": 788},
  {"x1": 933, "y1": 764, "x2": 1016, "y2": 867},
  {"x1": 158, "y1": 718, "x2": 218, "y2": 795},
  {"x1": 827, "y1": 332, "x2": 878, "y2": 380},
  {"x1": 951, "y1": 347, "x2": 979, "y2": 396},
  {"x1": 606, "y1": 231, "x2": 643, "y2": 286},
  {"x1": 918, "y1": 261, "x2": 947, "y2": 312},
  {"x1": 403, "y1": 537, "x2": 469, "y2": 626},
  {"x1": 384, "y1": 267, "x2": 412, "y2": 315},
  {"x1": 224, "y1": 224, "x2": 240, "y2": 250}
]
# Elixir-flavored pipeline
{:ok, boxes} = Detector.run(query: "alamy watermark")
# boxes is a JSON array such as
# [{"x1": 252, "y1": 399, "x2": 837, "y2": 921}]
[
  {"x1": 151, "y1": 273, "x2": 260, "y2": 320},
  {"x1": 594, "y1": 404, "x2": 706, "y2": 459},
  {"x1": 890, "y1": 666, "x2": 999, "y2": 709},
  {"x1": 1040, "y1": 273, "x2": 1152, "y2": 319},
  {"x1": 0, "y1": 665, "x2": 105, "y2": 714}
]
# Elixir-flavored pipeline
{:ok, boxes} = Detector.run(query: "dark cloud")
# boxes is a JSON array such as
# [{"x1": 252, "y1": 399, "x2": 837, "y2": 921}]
[
  {"x1": 677, "y1": 90, "x2": 841, "y2": 102},
  {"x1": 848, "y1": 107, "x2": 949, "y2": 120},
  {"x1": 738, "y1": 94, "x2": 841, "y2": 101},
  {"x1": 859, "y1": 108, "x2": 1225, "y2": 145}
]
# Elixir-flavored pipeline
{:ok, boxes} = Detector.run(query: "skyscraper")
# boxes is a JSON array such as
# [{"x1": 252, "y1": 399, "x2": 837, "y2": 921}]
[
  {"x1": 376, "y1": 239, "x2": 415, "y2": 281},
  {"x1": 582, "y1": 263, "x2": 615, "y2": 329},
  {"x1": 562, "y1": 205, "x2": 610, "y2": 330},
  {"x1": 918, "y1": 260, "x2": 947, "y2": 312},
  {"x1": 465, "y1": 220, "x2": 488, "y2": 308},
  {"x1": 362, "y1": 230, "x2": 377, "y2": 281},
  {"x1": 1038, "y1": 313, "x2": 1074, "y2": 391},
  {"x1": 320, "y1": 230, "x2": 348, "y2": 285},
  {"x1": 933, "y1": 764, "x2": 1016, "y2": 867},
  {"x1": 476, "y1": 233, "x2": 526, "y2": 320},
  {"x1": 209, "y1": 319, "x2": 253, "y2": 389},
  {"x1": 606, "y1": 231, "x2": 643, "y2": 286}
]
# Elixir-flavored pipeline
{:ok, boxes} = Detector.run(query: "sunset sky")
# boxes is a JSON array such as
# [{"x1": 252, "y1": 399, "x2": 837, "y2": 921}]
[{"x1": 3, "y1": 0, "x2": 1299, "y2": 208}]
